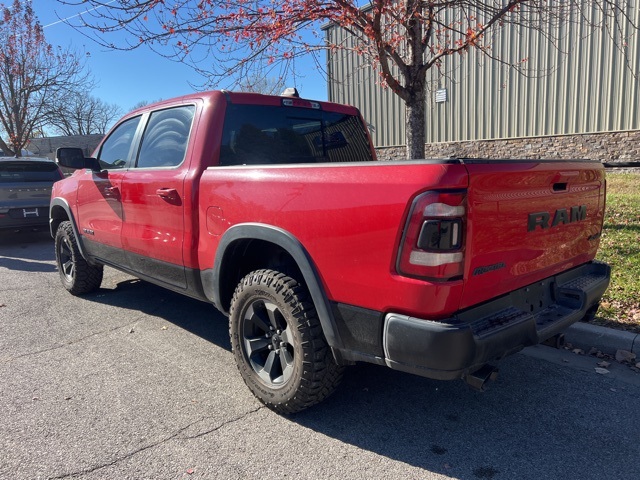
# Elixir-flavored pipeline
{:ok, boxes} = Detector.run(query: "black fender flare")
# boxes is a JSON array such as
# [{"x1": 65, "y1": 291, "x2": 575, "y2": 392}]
[
  {"x1": 49, "y1": 198, "x2": 89, "y2": 260},
  {"x1": 203, "y1": 223, "x2": 345, "y2": 352}
]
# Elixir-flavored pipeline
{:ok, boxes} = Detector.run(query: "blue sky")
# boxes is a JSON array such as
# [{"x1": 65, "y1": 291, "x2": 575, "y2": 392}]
[{"x1": 33, "y1": 1, "x2": 328, "y2": 114}]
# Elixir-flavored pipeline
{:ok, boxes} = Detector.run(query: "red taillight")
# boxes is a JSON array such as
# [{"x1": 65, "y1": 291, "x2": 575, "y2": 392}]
[{"x1": 397, "y1": 191, "x2": 466, "y2": 280}]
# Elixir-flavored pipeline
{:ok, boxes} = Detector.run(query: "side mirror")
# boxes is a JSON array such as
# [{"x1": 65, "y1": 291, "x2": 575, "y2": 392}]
[{"x1": 55, "y1": 147, "x2": 101, "y2": 172}]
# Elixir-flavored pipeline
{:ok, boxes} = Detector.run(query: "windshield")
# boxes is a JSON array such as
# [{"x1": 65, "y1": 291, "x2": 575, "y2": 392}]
[
  {"x1": 0, "y1": 161, "x2": 62, "y2": 183},
  {"x1": 220, "y1": 104, "x2": 374, "y2": 166}
]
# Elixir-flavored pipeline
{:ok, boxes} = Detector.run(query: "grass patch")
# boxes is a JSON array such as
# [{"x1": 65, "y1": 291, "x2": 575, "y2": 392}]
[{"x1": 595, "y1": 172, "x2": 640, "y2": 333}]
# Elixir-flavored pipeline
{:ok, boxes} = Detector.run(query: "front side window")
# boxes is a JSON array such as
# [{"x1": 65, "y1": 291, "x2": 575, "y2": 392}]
[
  {"x1": 98, "y1": 116, "x2": 142, "y2": 169},
  {"x1": 136, "y1": 105, "x2": 195, "y2": 168},
  {"x1": 219, "y1": 104, "x2": 374, "y2": 166}
]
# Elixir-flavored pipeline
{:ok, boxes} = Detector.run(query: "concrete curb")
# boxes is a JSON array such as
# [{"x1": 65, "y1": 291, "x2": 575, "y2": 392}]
[{"x1": 564, "y1": 322, "x2": 639, "y2": 356}]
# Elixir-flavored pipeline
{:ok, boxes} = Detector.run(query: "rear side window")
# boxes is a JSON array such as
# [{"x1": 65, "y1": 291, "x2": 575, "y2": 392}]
[
  {"x1": 136, "y1": 105, "x2": 195, "y2": 168},
  {"x1": 219, "y1": 105, "x2": 373, "y2": 166},
  {"x1": 0, "y1": 162, "x2": 62, "y2": 182},
  {"x1": 98, "y1": 116, "x2": 142, "y2": 169}
]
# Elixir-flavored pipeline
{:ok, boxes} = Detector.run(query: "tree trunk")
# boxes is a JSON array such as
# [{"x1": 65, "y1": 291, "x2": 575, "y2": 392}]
[
  {"x1": 404, "y1": 86, "x2": 427, "y2": 160},
  {"x1": 0, "y1": 137, "x2": 15, "y2": 157}
]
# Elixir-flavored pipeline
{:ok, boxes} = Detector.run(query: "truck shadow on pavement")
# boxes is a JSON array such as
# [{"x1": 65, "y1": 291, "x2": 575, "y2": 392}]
[
  {"x1": 79, "y1": 276, "x2": 636, "y2": 480},
  {"x1": 290, "y1": 351, "x2": 636, "y2": 479},
  {"x1": 82, "y1": 277, "x2": 232, "y2": 351},
  {"x1": 294, "y1": 355, "x2": 638, "y2": 479}
]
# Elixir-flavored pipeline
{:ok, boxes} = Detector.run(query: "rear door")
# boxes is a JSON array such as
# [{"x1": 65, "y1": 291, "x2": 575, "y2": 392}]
[
  {"x1": 460, "y1": 160, "x2": 605, "y2": 309},
  {"x1": 76, "y1": 116, "x2": 142, "y2": 264},
  {"x1": 120, "y1": 104, "x2": 196, "y2": 288}
]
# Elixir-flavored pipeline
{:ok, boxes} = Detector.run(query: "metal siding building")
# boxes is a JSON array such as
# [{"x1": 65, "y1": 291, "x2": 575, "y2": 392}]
[{"x1": 326, "y1": 3, "x2": 640, "y2": 149}]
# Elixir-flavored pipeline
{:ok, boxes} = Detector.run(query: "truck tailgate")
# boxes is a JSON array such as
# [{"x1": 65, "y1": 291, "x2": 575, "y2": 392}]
[{"x1": 460, "y1": 160, "x2": 605, "y2": 310}]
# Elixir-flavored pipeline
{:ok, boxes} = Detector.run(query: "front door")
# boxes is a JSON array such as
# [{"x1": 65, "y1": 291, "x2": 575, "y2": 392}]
[{"x1": 76, "y1": 116, "x2": 142, "y2": 265}]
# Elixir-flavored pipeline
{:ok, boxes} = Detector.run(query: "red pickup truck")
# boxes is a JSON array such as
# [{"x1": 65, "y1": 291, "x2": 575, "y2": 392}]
[{"x1": 51, "y1": 90, "x2": 610, "y2": 413}]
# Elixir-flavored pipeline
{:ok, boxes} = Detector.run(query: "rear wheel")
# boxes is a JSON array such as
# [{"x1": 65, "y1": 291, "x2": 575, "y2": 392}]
[
  {"x1": 229, "y1": 269, "x2": 343, "y2": 414},
  {"x1": 55, "y1": 221, "x2": 103, "y2": 295}
]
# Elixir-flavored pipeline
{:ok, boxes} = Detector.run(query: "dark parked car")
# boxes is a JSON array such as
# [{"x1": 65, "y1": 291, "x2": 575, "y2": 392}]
[{"x1": 0, "y1": 157, "x2": 64, "y2": 231}]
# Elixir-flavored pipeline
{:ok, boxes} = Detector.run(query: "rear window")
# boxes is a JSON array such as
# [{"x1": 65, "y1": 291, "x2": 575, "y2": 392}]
[
  {"x1": 0, "y1": 161, "x2": 62, "y2": 183},
  {"x1": 219, "y1": 104, "x2": 374, "y2": 166}
]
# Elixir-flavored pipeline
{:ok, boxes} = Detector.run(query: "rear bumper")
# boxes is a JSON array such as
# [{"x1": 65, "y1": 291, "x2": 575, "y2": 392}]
[
  {"x1": 382, "y1": 261, "x2": 611, "y2": 380},
  {"x1": 0, "y1": 206, "x2": 49, "y2": 230}
]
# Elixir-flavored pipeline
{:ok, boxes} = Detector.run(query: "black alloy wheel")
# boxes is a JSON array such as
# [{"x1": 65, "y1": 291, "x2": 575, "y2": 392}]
[{"x1": 229, "y1": 269, "x2": 343, "y2": 414}]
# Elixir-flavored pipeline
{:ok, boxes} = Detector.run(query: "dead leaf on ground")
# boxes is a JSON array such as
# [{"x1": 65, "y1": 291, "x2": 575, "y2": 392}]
[
  {"x1": 595, "y1": 368, "x2": 610, "y2": 375},
  {"x1": 572, "y1": 348, "x2": 584, "y2": 355},
  {"x1": 161, "y1": 326, "x2": 168, "y2": 330},
  {"x1": 597, "y1": 361, "x2": 611, "y2": 368},
  {"x1": 615, "y1": 349, "x2": 637, "y2": 363}
]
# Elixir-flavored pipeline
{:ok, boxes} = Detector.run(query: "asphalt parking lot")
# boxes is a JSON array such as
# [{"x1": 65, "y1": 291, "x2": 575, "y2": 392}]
[{"x1": 1, "y1": 230, "x2": 639, "y2": 480}]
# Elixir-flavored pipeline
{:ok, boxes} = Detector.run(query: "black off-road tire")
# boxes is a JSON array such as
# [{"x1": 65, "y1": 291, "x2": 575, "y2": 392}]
[
  {"x1": 229, "y1": 269, "x2": 344, "y2": 414},
  {"x1": 55, "y1": 221, "x2": 103, "y2": 295}
]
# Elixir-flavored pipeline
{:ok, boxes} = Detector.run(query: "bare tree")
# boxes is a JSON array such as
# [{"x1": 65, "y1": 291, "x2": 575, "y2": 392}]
[
  {"x1": 0, "y1": 0, "x2": 91, "y2": 157},
  {"x1": 238, "y1": 74, "x2": 286, "y2": 95},
  {"x1": 45, "y1": 91, "x2": 121, "y2": 136},
  {"x1": 129, "y1": 99, "x2": 164, "y2": 111},
  {"x1": 130, "y1": 100, "x2": 151, "y2": 111},
  {"x1": 58, "y1": 0, "x2": 639, "y2": 158}
]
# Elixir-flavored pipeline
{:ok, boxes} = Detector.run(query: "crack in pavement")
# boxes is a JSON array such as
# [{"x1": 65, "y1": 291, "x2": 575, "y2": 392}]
[
  {"x1": 48, "y1": 406, "x2": 266, "y2": 479},
  {"x1": 47, "y1": 418, "x2": 203, "y2": 480},
  {"x1": 3, "y1": 290, "x2": 176, "y2": 364},
  {"x1": 178, "y1": 405, "x2": 265, "y2": 441},
  {"x1": 2, "y1": 320, "x2": 142, "y2": 364}
]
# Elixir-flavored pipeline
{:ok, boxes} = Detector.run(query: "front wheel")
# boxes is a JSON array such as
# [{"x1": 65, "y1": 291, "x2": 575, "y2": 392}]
[
  {"x1": 229, "y1": 269, "x2": 343, "y2": 414},
  {"x1": 55, "y1": 221, "x2": 103, "y2": 295}
]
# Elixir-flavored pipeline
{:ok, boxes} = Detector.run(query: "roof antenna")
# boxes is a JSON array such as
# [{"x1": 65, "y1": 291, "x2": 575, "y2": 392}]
[
  {"x1": 293, "y1": 48, "x2": 297, "y2": 91},
  {"x1": 281, "y1": 50, "x2": 300, "y2": 98}
]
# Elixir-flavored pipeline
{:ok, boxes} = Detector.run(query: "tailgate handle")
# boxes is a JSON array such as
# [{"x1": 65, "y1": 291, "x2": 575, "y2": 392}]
[{"x1": 551, "y1": 170, "x2": 579, "y2": 190}]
